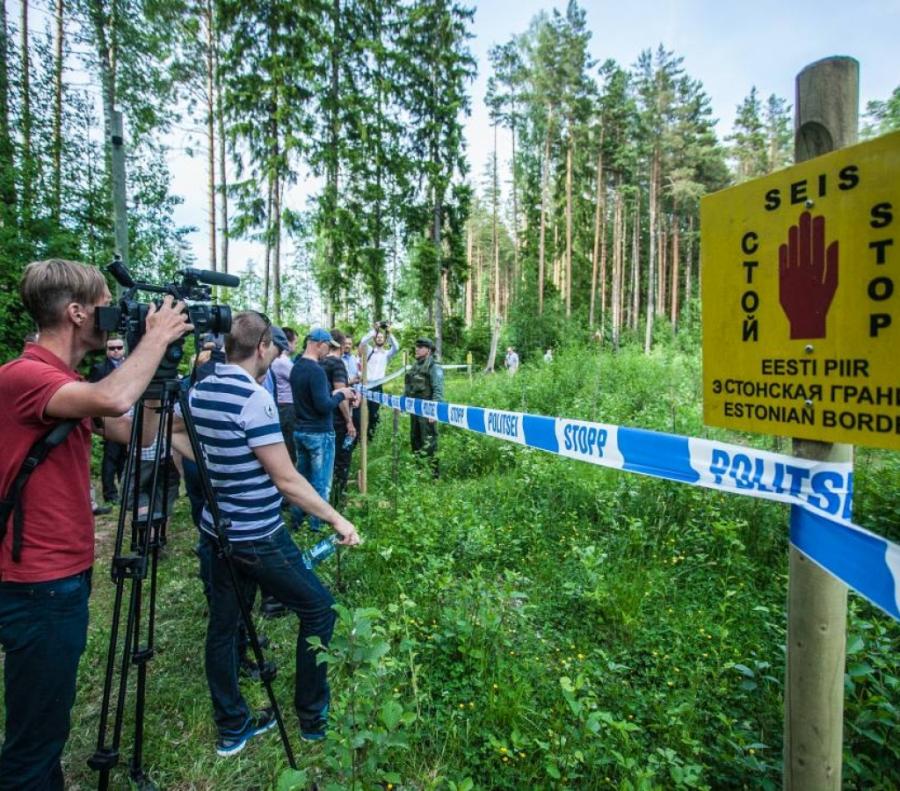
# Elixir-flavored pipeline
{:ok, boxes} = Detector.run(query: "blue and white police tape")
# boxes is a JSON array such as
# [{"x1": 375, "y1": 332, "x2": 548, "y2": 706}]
[{"x1": 359, "y1": 387, "x2": 900, "y2": 621}]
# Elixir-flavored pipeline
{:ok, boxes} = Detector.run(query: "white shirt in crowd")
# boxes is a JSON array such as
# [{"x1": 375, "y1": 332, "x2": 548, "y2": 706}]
[{"x1": 359, "y1": 330, "x2": 398, "y2": 383}]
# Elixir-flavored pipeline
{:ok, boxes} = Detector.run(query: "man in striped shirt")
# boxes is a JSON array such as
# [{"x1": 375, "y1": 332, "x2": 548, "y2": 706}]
[{"x1": 187, "y1": 311, "x2": 361, "y2": 756}]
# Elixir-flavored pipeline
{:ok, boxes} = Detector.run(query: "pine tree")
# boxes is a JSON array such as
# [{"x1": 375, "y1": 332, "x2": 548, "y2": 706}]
[
  {"x1": 217, "y1": 0, "x2": 324, "y2": 319},
  {"x1": 727, "y1": 86, "x2": 767, "y2": 181},
  {"x1": 764, "y1": 93, "x2": 792, "y2": 172},
  {"x1": 398, "y1": 0, "x2": 475, "y2": 355}
]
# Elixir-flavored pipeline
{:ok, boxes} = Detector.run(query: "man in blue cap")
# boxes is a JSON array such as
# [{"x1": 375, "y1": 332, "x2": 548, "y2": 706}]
[
  {"x1": 404, "y1": 337, "x2": 444, "y2": 478},
  {"x1": 289, "y1": 328, "x2": 355, "y2": 530}
]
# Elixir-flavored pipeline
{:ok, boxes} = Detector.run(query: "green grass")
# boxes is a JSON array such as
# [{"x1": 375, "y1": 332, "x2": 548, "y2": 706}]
[{"x1": 3, "y1": 340, "x2": 898, "y2": 790}]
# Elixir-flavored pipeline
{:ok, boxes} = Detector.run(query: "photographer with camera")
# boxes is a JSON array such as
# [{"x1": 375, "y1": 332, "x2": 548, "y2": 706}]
[
  {"x1": 358, "y1": 320, "x2": 397, "y2": 441},
  {"x1": 187, "y1": 312, "x2": 360, "y2": 754},
  {"x1": 0, "y1": 259, "x2": 192, "y2": 790}
]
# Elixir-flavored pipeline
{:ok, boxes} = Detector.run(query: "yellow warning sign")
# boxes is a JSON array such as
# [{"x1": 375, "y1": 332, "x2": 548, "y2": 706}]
[{"x1": 701, "y1": 131, "x2": 900, "y2": 450}]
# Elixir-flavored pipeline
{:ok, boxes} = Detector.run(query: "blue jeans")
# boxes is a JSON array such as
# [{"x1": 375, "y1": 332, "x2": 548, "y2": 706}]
[
  {"x1": 291, "y1": 430, "x2": 335, "y2": 531},
  {"x1": 202, "y1": 530, "x2": 335, "y2": 733},
  {"x1": 0, "y1": 570, "x2": 92, "y2": 790}
]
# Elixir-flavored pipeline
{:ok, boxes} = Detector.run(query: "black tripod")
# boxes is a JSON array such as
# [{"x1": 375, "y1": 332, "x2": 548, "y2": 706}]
[{"x1": 88, "y1": 377, "x2": 297, "y2": 790}]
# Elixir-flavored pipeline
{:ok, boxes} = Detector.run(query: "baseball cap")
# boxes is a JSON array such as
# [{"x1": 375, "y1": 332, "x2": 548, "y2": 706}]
[
  {"x1": 308, "y1": 327, "x2": 340, "y2": 348},
  {"x1": 415, "y1": 337, "x2": 435, "y2": 350},
  {"x1": 270, "y1": 325, "x2": 290, "y2": 352}
]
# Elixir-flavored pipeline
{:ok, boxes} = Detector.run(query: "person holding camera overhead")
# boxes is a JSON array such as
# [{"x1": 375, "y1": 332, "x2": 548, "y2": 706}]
[
  {"x1": 0, "y1": 259, "x2": 192, "y2": 790},
  {"x1": 358, "y1": 320, "x2": 398, "y2": 441}
]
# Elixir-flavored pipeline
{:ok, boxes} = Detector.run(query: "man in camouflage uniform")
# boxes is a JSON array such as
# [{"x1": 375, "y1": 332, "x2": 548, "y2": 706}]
[{"x1": 403, "y1": 337, "x2": 444, "y2": 477}]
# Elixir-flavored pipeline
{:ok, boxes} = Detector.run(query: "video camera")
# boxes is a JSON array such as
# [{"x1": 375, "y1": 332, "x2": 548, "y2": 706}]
[{"x1": 95, "y1": 256, "x2": 240, "y2": 386}]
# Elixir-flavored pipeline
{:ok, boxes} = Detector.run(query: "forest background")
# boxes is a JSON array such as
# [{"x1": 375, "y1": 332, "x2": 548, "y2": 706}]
[
  {"x1": 1, "y1": 0, "x2": 899, "y2": 363},
  {"x1": 1, "y1": 1, "x2": 900, "y2": 788}
]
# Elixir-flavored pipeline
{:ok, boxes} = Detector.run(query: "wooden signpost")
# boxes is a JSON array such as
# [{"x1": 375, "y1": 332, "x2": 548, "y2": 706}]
[{"x1": 701, "y1": 57, "x2": 900, "y2": 789}]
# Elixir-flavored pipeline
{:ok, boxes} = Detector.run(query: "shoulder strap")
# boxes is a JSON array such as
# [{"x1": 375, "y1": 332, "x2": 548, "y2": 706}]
[{"x1": 0, "y1": 420, "x2": 79, "y2": 563}]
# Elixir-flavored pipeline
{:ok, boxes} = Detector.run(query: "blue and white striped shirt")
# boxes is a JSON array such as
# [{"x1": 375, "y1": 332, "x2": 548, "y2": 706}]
[{"x1": 188, "y1": 363, "x2": 285, "y2": 541}]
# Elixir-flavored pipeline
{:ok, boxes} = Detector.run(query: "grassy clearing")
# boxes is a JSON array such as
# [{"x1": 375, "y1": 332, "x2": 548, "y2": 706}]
[{"x1": 3, "y1": 342, "x2": 897, "y2": 790}]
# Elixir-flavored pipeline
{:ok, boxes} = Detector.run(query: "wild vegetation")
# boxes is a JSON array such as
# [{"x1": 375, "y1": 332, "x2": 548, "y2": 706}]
[
  {"x1": 5, "y1": 337, "x2": 893, "y2": 791},
  {"x1": 2, "y1": 1, "x2": 899, "y2": 787}
]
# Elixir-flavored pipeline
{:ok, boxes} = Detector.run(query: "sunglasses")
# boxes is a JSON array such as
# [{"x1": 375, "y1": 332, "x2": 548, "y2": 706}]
[
  {"x1": 254, "y1": 312, "x2": 272, "y2": 348},
  {"x1": 108, "y1": 345, "x2": 124, "y2": 351}
]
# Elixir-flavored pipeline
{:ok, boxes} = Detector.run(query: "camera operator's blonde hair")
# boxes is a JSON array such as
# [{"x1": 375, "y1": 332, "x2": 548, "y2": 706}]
[
  {"x1": 226, "y1": 311, "x2": 272, "y2": 362},
  {"x1": 21, "y1": 259, "x2": 108, "y2": 330}
]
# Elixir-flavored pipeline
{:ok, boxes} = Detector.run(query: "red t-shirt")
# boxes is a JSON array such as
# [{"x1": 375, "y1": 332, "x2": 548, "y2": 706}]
[{"x1": 0, "y1": 343, "x2": 94, "y2": 582}]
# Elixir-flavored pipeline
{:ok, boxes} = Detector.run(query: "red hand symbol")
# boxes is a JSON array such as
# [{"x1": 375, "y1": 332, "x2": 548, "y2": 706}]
[{"x1": 778, "y1": 211, "x2": 838, "y2": 339}]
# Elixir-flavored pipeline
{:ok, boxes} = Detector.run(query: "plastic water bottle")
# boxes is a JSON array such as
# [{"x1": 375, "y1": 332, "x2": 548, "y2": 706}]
[
  {"x1": 302, "y1": 534, "x2": 340, "y2": 569},
  {"x1": 341, "y1": 433, "x2": 355, "y2": 451}
]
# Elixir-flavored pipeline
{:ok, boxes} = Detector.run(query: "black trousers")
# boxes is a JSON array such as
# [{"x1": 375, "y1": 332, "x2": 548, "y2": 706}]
[
  {"x1": 101, "y1": 440, "x2": 127, "y2": 501},
  {"x1": 367, "y1": 385, "x2": 383, "y2": 440},
  {"x1": 332, "y1": 423, "x2": 355, "y2": 505},
  {"x1": 278, "y1": 403, "x2": 297, "y2": 464}
]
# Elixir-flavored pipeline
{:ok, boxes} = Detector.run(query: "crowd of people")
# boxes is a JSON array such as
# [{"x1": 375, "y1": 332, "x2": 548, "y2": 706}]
[{"x1": 0, "y1": 258, "x2": 452, "y2": 787}]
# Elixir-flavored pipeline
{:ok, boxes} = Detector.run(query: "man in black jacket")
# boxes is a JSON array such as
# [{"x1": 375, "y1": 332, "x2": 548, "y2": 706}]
[
  {"x1": 89, "y1": 336, "x2": 127, "y2": 502},
  {"x1": 289, "y1": 329, "x2": 354, "y2": 531}
]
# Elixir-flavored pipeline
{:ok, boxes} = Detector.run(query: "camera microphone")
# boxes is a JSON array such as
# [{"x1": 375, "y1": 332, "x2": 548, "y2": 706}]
[
  {"x1": 108, "y1": 257, "x2": 136, "y2": 288},
  {"x1": 182, "y1": 268, "x2": 240, "y2": 288}
]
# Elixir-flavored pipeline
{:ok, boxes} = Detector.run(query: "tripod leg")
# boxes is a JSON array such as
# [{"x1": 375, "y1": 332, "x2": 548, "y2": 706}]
[
  {"x1": 128, "y1": 523, "x2": 158, "y2": 790},
  {"x1": 127, "y1": 386, "x2": 176, "y2": 788},
  {"x1": 90, "y1": 389, "x2": 174, "y2": 790},
  {"x1": 90, "y1": 400, "x2": 146, "y2": 789}
]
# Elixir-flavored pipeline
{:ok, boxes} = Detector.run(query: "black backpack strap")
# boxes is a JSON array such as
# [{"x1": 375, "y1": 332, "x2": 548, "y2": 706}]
[{"x1": 0, "y1": 420, "x2": 79, "y2": 563}]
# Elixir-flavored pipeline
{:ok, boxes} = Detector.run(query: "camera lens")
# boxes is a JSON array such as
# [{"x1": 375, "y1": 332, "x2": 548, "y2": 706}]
[{"x1": 210, "y1": 305, "x2": 232, "y2": 335}]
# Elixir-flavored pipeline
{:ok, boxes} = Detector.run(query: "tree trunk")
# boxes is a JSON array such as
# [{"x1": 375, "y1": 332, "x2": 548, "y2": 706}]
[
  {"x1": 51, "y1": 0, "x2": 64, "y2": 225},
  {"x1": 371, "y1": 4, "x2": 385, "y2": 317},
  {"x1": 0, "y1": 0, "x2": 15, "y2": 226},
  {"x1": 670, "y1": 214, "x2": 680, "y2": 328},
  {"x1": 611, "y1": 186, "x2": 623, "y2": 348},
  {"x1": 510, "y1": 121, "x2": 519, "y2": 304},
  {"x1": 432, "y1": 190, "x2": 443, "y2": 356},
  {"x1": 325, "y1": 0, "x2": 340, "y2": 323},
  {"x1": 442, "y1": 268, "x2": 450, "y2": 319},
  {"x1": 588, "y1": 139, "x2": 604, "y2": 328},
  {"x1": 485, "y1": 316, "x2": 500, "y2": 372},
  {"x1": 564, "y1": 128, "x2": 573, "y2": 317},
  {"x1": 685, "y1": 213, "x2": 693, "y2": 309},
  {"x1": 644, "y1": 149, "x2": 659, "y2": 353},
  {"x1": 273, "y1": 175, "x2": 282, "y2": 323},
  {"x1": 85, "y1": 0, "x2": 119, "y2": 240},
  {"x1": 214, "y1": 17, "x2": 228, "y2": 273},
  {"x1": 492, "y1": 123, "x2": 499, "y2": 320},
  {"x1": 623, "y1": 199, "x2": 631, "y2": 329},
  {"x1": 621, "y1": 197, "x2": 628, "y2": 331},
  {"x1": 552, "y1": 221, "x2": 559, "y2": 289},
  {"x1": 657, "y1": 224, "x2": 667, "y2": 316},
  {"x1": 465, "y1": 219, "x2": 473, "y2": 326},
  {"x1": 205, "y1": 0, "x2": 217, "y2": 271},
  {"x1": 19, "y1": 0, "x2": 32, "y2": 228},
  {"x1": 631, "y1": 195, "x2": 640, "y2": 331},
  {"x1": 262, "y1": 176, "x2": 273, "y2": 312},
  {"x1": 538, "y1": 104, "x2": 553, "y2": 315}
]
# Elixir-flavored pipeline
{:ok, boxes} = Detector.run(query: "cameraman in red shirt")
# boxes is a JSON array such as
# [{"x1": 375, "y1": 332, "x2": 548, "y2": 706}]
[{"x1": 0, "y1": 259, "x2": 191, "y2": 790}]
